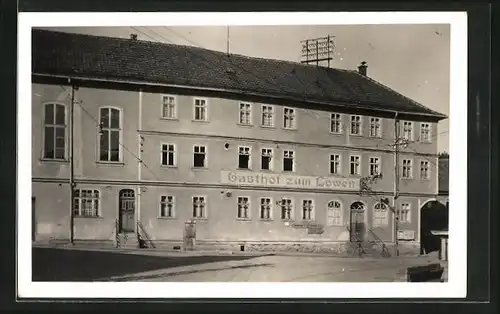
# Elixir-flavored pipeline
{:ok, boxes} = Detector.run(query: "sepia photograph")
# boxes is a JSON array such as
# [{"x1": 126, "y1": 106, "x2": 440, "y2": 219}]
[{"x1": 17, "y1": 12, "x2": 467, "y2": 299}]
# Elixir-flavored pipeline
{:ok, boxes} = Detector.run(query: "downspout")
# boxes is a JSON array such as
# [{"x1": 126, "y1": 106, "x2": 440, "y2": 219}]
[
  {"x1": 393, "y1": 111, "x2": 400, "y2": 256},
  {"x1": 137, "y1": 89, "x2": 143, "y2": 234}
]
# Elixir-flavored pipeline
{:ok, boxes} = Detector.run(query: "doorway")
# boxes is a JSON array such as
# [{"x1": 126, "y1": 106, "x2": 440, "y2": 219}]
[
  {"x1": 349, "y1": 201, "x2": 366, "y2": 242},
  {"x1": 118, "y1": 189, "x2": 136, "y2": 233},
  {"x1": 420, "y1": 200, "x2": 448, "y2": 254}
]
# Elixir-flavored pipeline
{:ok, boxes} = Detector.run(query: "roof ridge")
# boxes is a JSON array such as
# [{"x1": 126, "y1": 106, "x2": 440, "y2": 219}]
[{"x1": 351, "y1": 70, "x2": 447, "y2": 118}]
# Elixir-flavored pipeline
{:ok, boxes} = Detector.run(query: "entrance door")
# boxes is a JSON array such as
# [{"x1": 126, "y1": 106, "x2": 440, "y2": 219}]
[
  {"x1": 32, "y1": 197, "x2": 36, "y2": 242},
  {"x1": 350, "y1": 201, "x2": 366, "y2": 242},
  {"x1": 119, "y1": 189, "x2": 135, "y2": 233}
]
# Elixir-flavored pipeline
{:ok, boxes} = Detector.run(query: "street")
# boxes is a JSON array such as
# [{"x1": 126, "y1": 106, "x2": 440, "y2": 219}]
[{"x1": 32, "y1": 246, "x2": 446, "y2": 282}]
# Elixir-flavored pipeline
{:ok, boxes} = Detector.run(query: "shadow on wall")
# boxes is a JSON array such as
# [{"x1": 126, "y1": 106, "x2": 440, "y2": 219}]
[
  {"x1": 420, "y1": 200, "x2": 449, "y2": 255},
  {"x1": 32, "y1": 247, "x2": 267, "y2": 281}
]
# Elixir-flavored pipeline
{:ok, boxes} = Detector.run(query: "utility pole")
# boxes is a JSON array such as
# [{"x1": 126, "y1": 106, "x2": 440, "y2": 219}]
[
  {"x1": 69, "y1": 81, "x2": 76, "y2": 245},
  {"x1": 393, "y1": 114, "x2": 400, "y2": 257}
]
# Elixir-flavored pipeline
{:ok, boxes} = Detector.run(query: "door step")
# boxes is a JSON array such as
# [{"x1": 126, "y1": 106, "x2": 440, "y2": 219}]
[{"x1": 116, "y1": 233, "x2": 139, "y2": 249}]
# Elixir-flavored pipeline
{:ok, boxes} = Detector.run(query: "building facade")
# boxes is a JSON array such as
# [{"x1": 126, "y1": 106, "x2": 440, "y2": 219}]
[{"x1": 31, "y1": 29, "x2": 447, "y2": 255}]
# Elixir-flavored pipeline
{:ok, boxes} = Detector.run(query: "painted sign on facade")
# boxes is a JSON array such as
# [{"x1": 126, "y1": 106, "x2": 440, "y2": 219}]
[
  {"x1": 397, "y1": 230, "x2": 416, "y2": 240},
  {"x1": 220, "y1": 171, "x2": 360, "y2": 191}
]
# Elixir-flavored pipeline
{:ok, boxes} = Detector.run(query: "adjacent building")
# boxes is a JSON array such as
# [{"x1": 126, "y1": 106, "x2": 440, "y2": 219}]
[{"x1": 31, "y1": 29, "x2": 447, "y2": 254}]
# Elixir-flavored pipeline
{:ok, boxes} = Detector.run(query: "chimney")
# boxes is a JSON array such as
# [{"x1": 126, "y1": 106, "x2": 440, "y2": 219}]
[
  {"x1": 358, "y1": 61, "x2": 368, "y2": 76},
  {"x1": 130, "y1": 33, "x2": 138, "y2": 40}
]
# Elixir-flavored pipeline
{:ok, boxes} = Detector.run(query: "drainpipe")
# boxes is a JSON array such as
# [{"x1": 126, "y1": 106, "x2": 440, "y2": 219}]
[
  {"x1": 393, "y1": 111, "x2": 400, "y2": 256},
  {"x1": 69, "y1": 79, "x2": 76, "y2": 245},
  {"x1": 137, "y1": 89, "x2": 143, "y2": 234}
]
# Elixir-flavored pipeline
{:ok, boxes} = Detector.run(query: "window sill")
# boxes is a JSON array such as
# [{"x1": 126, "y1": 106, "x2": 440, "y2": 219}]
[
  {"x1": 260, "y1": 218, "x2": 273, "y2": 222},
  {"x1": 349, "y1": 133, "x2": 363, "y2": 137},
  {"x1": 191, "y1": 167, "x2": 208, "y2": 171},
  {"x1": 281, "y1": 219, "x2": 295, "y2": 223},
  {"x1": 160, "y1": 117, "x2": 179, "y2": 121},
  {"x1": 419, "y1": 141, "x2": 433, "y2": 144},
  {"x1": 329, "y1": 131, "x2": 343, "y2": 136},
  {"x1": 401, "y1": 177, "x2": 413, "y2": 181},
  {"x1": 40, "y1": 158, "x2": 69, "y2": 163},
  {"x1": 282, "y1": 127, "x2": 298, "y2": 132},
  {"x1": 236, "y1": 218, "x2": 252, "y2": 221},
  {"x1": 419, "y1": 178, "x2": 431, "y2": 182},
  {"x1": 192, "y1": 218, "x2": 208, "y2": 221},
  {"x1": 349, "y1": 174, "x2": 362, "y2": 178},
  {"x1": 158, "y1": 216, "x2": 176, "y2": 220},
  {"x1": 368, "y1": 135, "x2": 383, "y2": 139},
  {"x1": 192, "y1": 120, "x2": 210, "y2": 124},
  {"x1": 74, "y1": 216, "x2": 103, "y2": 219},
  {"x1": 260, "y1": 168, "x2": 274, "y2": 172},
  {"x1": 96, "y1": 162, "x2": 125, "y2": 166},
  {"x1": 237, "y1": 123, "x2": 254, "y2": 128},
  {"x1": 237, "y1": 168, "x2": 253, "y2": 171},
  {"x1": 260, "y1": 125, "x2": 276, "y2": 129},
  {"x1": 160, "y1": 165, "x2": 178, "y2": 169},
  {"x1": 282, "y1": 170, "x2": 295, "y2": 174}
]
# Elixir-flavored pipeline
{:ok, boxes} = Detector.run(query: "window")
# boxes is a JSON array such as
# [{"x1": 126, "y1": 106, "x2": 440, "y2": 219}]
[
  {"x1": 162, "y1": 95, "x2": 176, "y2": 119},
  {"x1": 350, "y1": 115, "x2": 362, "y2": 135},
  {"x1": 327, "y1": 200, "x2": 342, "y2": 226},
  {"x1": 239, "y1": 102, "x2": 252, "y2": 125},
  {"x1": 397, "y1": 203, "x2": 411, "y2": 223},
  {"x1": 161, "y1": 144, "x2": 176, "y2": 167},
  {"x1": 280, "y1": 198, "x2": 293, "y2": 220},
  {"x1": 238, "y1": 146, "x2": 251, "y2": 169},
  {"x1": 330, "y1": 154, "x2": 341, "y2": 174},
  {"x1": 283, "y1": 150, "x2": 294, "y2": 172},
  {"x1": 302, "y1": 200, "x2": 314, "y2": 220},
  {"x1": 420, "y1": 160, "x2": 430, "y2": 180},
  {"x1": 402, "y1": 159, "x2": 413, "y2": 179},
  {"x1": 261, "y1": 105, "x2": 275, "y2": 127},
  {"x1": 43, "y1": 103, "x2": 66, "y2": 160},
  {"x1": 420, "y1": 123, "x2": 431, "y2": 143},
  {"x1": 402, "y1": 121, "x2": 413, "y2": 141},
  {"x1": 160, "y1": 196, "x2": 175, "y2": 218},
  {"x1": 237, "y1": 197, "x2": 250, "y2": 219},
  {"x1": 261, "y1": 148, "x2": 273, "y2": 170},
  {"x1": 194, "y1": 98, "x2": 208, "y2": 121},
  {"x1": 369, "y1": 157, "x2": 381, "y2": 176},
  {"x1": 260, "y1": 198, "x2": 272, "y2": 220},
  {"x1": 193, "y1": 145, "x2": 206, "y2": 168},
  {"x1": 369, "y1": 117, "x2": 382, "y2": 138},
  {"x1": 373, "y1": 203, "x2": 388, "y2": 227},
  {"x1": 192, "y1": 196, "x2": 206, "y2": 218},
  {"x1": 330, "y1": 113, "x2": 342, "y2": 134},
  {"x1": 99, "y1": 107, "x2": 121, "y2": 162},
  {"x1": 283, "y1": 107, "x2": 296, "y2": 129},
  {"x1": 350, "y1": 155, "x2": 361, "y2": 176},
  {"x1": 74, "y1": 189, "x2": 99, "y2": 217}
]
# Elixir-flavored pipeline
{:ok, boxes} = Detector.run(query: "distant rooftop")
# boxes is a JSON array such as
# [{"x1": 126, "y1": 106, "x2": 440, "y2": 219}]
[{"x1": 32, "y1": 29, "x2": 447, "y2": 120}]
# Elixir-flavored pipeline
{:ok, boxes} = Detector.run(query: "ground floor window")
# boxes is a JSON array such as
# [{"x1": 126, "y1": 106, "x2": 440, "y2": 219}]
[
  {"x1": 237, "y1": 197, "x2": 250, "y2": 219},
  {"x1": 280, "y1": 198, "x2": 293, "y2": 220},
  {"x1": 397, "y1": 203, "x2": 411, "y2": 223},
  {"x1": 373, "y1": 202, "x2": 388, "y2": 227},
  {"x1": 260, "y1": 197, "x2": 272, "y2": 220},
  {"x1": 302, "y1": 199, "x2": 314, "y2": 220},
  {"x1": 192, "y1": 196, "x2": 206, "y2": 218},
  {"x1": 74, "y1": 189, "x2": 99, "y2": 217},
  {"x1": 327, "y1": 200, "x2": 342, "y2": 226},
  {"x1": 160, "y1": 195, "x2": 175, "y2": 218}
]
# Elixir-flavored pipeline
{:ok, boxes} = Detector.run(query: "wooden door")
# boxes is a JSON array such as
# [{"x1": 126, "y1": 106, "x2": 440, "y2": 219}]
[
  {"x1": 350, "y1": 202, "x2": 366, "y2": 242},
  {"x1": 119, "y1": 189, "x2": 135, "y2": 233}
]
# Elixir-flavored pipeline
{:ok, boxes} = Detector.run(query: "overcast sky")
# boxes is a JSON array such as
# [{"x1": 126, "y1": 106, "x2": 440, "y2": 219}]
[{"x1": 42, "y1": 25, "x2": 450, "y2": 152}]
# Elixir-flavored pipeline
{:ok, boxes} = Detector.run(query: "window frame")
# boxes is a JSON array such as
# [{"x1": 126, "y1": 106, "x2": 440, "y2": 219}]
[
  {"x1": 349, "y1": 154, "x2": 362, "y2": 176},
  {"x1": 160, "y1": 94, "x2": 178, "y2": 120},
  {"x1": 42, "y1": 102, "x2": 68, "y2": 161},
  {"x1": 397, "y1": 203, "x2": 412, "y2": 224},
  {"x1": 259, "y1": 197, "x2": 273, "y2": 221},
  {"x1": 419, "y1": 122, "x2": 432, "y2": 143},
  {"x1": 419, "y1": 159, "x2": 430, "y2": 180},
  {"x1": 237, "y1": 102, "x2": 253, "y2": 126},
  {"x1": 260, "y1": 104, "x2": 275, "y2": 128},
  {"x1": 73, "y1": 188, "x2": 101, "y2": 218},
  {"x1": 329, "y1": 113, "x2": 343, "y2": 135},
  {"x1": 192, "y1": 195, "x2": 207, "y2": 219},
  {"x1": 97, "y1": 106, "x2": 123, "y2": 163},
  {"x1": 237, "y1": 145, "x2": 252, "y2": 170},
  {"x1": 283, "y1": 106, "x2": 297, "y2": 130},
  {"x1": 369, "y1": 117, "x2": 382, "y2": 138},
  {"x1": 282, "y1": 149, "x2": 295, "y2": 173},
  {"x1": 301, "y1": 199, "x2": 315, "y2": 221},
  {"x1": 159, "y1": 195, "x2": 176, "y2": 218},
  {"x1": 369, "y1": 156, "x2": 382, "y2": 176},
  {"x1": 401, "y1": 158, "x2": 414, "y2": 179},
  {"x1": 349, "y1": 115, "x2": 363, "y2": 136},
  {"x1": 372, "y1": 202, "x2": 389, "y2": 227},
  {"x1": 160, "y1": 143, "x2": 177, "y2": 168},
  {"x1": 280, "y1": 197, "x2": 294, "y2": 221},
  {"x1": 326, "y1": 200, "x2": 343, "y2": 226},
  {"x1": 236, "y1": 196, "x2": 252, "y2": 220},
  {"x1": 402, "y1": 120, "x2": 414, "y2": 141},
  {"x1": 329, "y1": 153, "x2": 341, "y2": 175},
  {"x1": 193, "y1": 97, "x2": 209, "y2": 122},
  {"x1": 192, "y1": 144, "x2": 208, "y2": 169},
  {"x1": 260, "y1": 147, "x2": 274, "y2": 171}
]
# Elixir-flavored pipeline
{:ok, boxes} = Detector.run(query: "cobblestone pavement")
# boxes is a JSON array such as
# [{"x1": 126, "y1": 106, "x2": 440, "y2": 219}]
[{"x1": 33, "y1": 245, "x2": 447, "y2": 282}]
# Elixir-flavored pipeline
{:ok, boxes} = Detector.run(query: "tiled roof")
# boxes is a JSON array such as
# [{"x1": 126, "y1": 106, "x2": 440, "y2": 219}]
[
  {"x1": 32, "y1": 29, "x2": 446, "y2": 119},
  {"x1": 438, "y1": 156, "x2": 449, "y2": 193}
]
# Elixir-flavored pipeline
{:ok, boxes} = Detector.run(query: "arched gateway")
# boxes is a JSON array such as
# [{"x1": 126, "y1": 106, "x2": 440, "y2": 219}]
[
  {"x1": 349, "y1": 201, "x2": 366, "y2": 242},
  {"x1": 420, "y1": 199, "x2": 448, "y2": 254}
]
